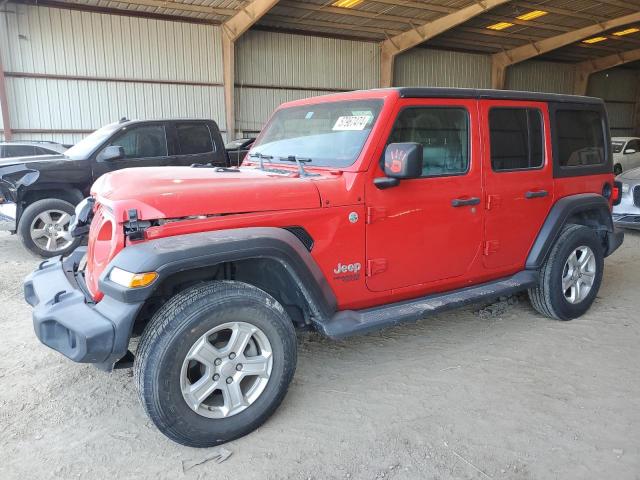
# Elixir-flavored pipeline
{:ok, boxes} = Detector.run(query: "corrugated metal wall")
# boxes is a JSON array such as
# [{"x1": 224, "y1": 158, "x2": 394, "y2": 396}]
[
  {"x1": 0, "y1": 2, "x2": 225, "y2": 143},
  {"x1": 234, "y1": 30, "x2": 379, "y2": 134},
  {"x1": 394, "y1": 48, "x2": 491, "y2": 88},
  {"x1": 505, "y1": 60, "x2": 575, "y2": 94},
  {"x1": 588, "y1": 68, "x2": 640, "y2": 137}
]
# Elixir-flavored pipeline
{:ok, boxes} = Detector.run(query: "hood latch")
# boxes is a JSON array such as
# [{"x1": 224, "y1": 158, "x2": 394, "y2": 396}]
[{"x1": 125, "y1": 209, "x2": 149, "y2": 241}]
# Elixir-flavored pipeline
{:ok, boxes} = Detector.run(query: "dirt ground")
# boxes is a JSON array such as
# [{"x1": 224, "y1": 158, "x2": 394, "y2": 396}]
[{"x1": 1, "y1": 230, "x2": 638, "y2": 480}]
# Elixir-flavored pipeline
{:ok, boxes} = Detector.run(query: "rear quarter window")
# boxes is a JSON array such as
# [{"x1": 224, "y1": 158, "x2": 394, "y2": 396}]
[{"x1": 550, "y1": 104, "x2": 611, "y2": 178}]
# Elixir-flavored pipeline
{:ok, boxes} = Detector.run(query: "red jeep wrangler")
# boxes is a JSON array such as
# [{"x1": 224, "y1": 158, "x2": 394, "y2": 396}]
[{"x1": 24, "y1": 88, "x2": 623, "y2": 447}]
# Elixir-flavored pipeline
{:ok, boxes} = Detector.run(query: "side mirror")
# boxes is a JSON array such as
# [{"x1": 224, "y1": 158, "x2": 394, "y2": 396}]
[
  {"x1": 97, "y1": 145, "x2": 125, "y2": 162},
  {"x1": 374, "y1": 143, "x2": 423, "y2": 189},
  {"x1": 624, "y1": 148, "x2": 637, "y2": 155}
]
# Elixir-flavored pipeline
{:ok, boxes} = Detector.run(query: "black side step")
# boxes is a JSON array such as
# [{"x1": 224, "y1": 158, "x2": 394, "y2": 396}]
[{"x1": 320, "y1": 271, "x2": 538, "y2": 339}]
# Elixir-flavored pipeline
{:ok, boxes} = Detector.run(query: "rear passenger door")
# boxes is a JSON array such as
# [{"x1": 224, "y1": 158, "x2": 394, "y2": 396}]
[
  {"x1": 481, "y1": 101, "x2": 554, "y2": 272},
  {"x1": 171, "y1": 122, "x2": 219, "y2": 166}
]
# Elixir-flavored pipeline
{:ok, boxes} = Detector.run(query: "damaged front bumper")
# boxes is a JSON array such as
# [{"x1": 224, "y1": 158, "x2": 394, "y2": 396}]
[
  {"x1": 612, "y1": 213, "x2": 640, "y2": 231},
  {"x1": 24, "y1": 248, "x2": 143, "y2": 370}
]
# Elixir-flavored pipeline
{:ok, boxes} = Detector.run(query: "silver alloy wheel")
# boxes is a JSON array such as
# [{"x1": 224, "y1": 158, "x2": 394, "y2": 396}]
[
  {"x1": 562, "y1": 245, "x2": 596, "y2": 304},
  {"x1": 30, "y1": 209, "x2": 74, "y2": 252},
  {"x1": 180, "y1": 321, "x2": 273, "y2": 419}
]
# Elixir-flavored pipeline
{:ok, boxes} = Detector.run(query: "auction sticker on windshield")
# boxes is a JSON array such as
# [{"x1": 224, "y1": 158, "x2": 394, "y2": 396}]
[{"x1": 333, "y1": 115, "x2": 371, "y2": 131}]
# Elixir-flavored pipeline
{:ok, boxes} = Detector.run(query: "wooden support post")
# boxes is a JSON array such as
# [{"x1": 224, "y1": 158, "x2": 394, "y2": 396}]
[
  {"x1": 0, "y1": 48, "x2": 12, "y2": 141},
  {"x1": 491, "y1": 60, "x2": 507, "y2": 90},
  {"x1": 222, "y1": 31, "x2": 235, "y2": 142},
  {"x1": 380, "y1": 44, "x2": 395, "y2": 88},
  {"x1": 573, "y1": 67, "x2": 591, "y2": 96}
]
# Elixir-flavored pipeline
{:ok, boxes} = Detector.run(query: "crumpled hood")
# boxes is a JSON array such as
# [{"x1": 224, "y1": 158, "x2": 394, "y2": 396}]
[{"x1": 92, "y1": 166, "x2": 322, "y2": 220}]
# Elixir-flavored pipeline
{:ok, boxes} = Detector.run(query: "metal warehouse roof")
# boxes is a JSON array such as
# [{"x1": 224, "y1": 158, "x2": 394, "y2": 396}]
[{"x1": 23, "y1": 0, "x2": 640, "y2": 67}]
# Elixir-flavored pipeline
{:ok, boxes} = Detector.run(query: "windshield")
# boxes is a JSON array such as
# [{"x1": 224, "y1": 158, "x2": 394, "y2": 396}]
[
  {"x1": 250, "y1": 100, "x2": 383, "y2": 168},
  {"x1": 65, "y1": 122, "x2": 121, "y2": 160},
  {"x1": 612, "y1": 141, "x2": 625, "y2": 154}
]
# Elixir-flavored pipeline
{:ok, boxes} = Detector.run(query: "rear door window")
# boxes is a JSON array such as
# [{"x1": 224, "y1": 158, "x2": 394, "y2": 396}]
[
  {"x1": 176, "y1": 123, "x2": 214, "y2": 155},
  {"x1": 489, "y1": 108, "x2": 544, "y2": 171},
  {"x1": 556, "y1": 110, "x2": 605, "y2": 167}
]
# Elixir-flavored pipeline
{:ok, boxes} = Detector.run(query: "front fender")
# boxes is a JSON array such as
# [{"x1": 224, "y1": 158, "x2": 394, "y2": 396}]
[{"x1": 98, "y1": 227, "x2": 337, "y2": 320}]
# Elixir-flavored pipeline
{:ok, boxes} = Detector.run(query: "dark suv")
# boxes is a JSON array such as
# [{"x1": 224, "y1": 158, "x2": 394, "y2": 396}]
[{"x1": 0, "y1": 118, "x2": 227, "y2": 257}]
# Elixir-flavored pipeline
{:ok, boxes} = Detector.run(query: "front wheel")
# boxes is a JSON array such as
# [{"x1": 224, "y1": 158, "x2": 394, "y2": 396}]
[
  {"x1": 614, "y1": 163, "x2": 623, "y2": 175},
  {"x1": 134, "y1": 281, "x2": 297, "y2": 447},
  {"x1": 529, "y1": 224, "x2": 604, "y2": 320},
  {"x1": 17, "y1": 198, "x2": 81, "y2": 258}
]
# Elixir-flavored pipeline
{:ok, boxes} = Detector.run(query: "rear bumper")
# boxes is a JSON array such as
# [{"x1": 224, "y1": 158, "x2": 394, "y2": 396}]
[
  {"x1": 24, "y1": 248, "x2": 142, "y2": 368},
  {"x1": 612, "y1": 213, "x2": 640, "y2": 231},
  {"x1": 0, "y1": 201, "x2": 16, "y2": 231}
]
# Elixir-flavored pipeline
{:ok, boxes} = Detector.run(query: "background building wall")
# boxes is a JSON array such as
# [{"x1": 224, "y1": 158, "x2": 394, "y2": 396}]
[
  {"x1": 234, "y1": 29, "x2": 380, "y2": 136},
  {"x1": 505, "y1": 60, "x2": 576, "y2": 94},
  {"x1": 587, "y1": 68, "x2": 640, "y2": 137},
  {"x1": 394, "y1": 48, "x2": 492, "y2": 88},
  {"x1": 0, "y1": 2, "x2": 225, "y2": 143}
]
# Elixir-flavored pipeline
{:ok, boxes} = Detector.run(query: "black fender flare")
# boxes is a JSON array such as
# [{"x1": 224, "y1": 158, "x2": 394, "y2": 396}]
[
  {"x1": 526, "y1": 193, "x2": 616, "y2": 270},
  {"x1": 98, "y1": 227, "x2": 338, "y2": 321}
]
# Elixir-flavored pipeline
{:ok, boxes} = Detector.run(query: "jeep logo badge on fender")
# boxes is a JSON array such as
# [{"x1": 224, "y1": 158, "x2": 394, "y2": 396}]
[
  {"x1": 334, "y1": 262, "x2": 361, "y2": 274},
  {"x1": 348, "y1": 212, "x2": 359, "y2": 223}
]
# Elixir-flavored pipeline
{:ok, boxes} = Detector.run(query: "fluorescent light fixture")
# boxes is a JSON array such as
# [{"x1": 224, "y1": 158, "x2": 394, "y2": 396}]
[
  {"x1": 486, "y1": 22, "x2": 514, "y2": 31},
  {"x1": 332, "y1": 0, "x2": 364, "y2": 8},
  {"x1": 582, "y1": 36, "x2": 608, "y2": 44},
  {"x1": 516, "y1": 10, "x2": 548, "y2": 21},
  {"x1": 612, "y1": 27, "x2": 640, "y2": 36}
]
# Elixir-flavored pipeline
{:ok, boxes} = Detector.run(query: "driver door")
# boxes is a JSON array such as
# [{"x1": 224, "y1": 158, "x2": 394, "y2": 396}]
[
  {"x1": 365, "y1": 98, "x2": 484, "y2": 293},
  {"x1": 92, "y1": 124, "x2": 171, "y2": 180}
]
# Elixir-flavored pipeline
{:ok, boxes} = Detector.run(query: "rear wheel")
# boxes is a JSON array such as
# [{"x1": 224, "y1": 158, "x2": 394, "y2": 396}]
[
  {"x1": 17, "y1": 198, "x2": 81, "y2": 258},
  {"x1": 134, "y1": 281, "x2": 297, "y2": 447},
  {"x1": 529, "y1": 224, "x2": 604, "y2": 320}
]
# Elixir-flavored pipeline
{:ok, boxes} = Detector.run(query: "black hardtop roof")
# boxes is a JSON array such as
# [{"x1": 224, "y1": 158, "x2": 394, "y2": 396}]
[{"x1": 396, "y1": 87, "x2": 604, "y2": 105}]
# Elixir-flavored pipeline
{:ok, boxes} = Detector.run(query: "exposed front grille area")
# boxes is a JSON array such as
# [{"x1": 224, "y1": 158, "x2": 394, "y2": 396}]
[{"x1": 634, "y1": 186, "x2": 640, "y2": 207}]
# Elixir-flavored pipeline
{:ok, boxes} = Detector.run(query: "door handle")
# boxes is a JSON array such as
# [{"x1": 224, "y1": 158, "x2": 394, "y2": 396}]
[
  {"x1": 525, "y1": 190, "x2": 548, "y2": 199},
  {"x1": 451, "y1": 197, "x2": 480, "y2": 207}
]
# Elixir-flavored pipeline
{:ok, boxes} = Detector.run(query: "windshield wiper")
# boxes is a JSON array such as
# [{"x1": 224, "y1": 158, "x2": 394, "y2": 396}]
[
  {"x1": 248, "y1": 152, "x2": 273, "y2": 170},
  {"x1": 279, "y1": 155, "x2": 319, "y2": 177}
]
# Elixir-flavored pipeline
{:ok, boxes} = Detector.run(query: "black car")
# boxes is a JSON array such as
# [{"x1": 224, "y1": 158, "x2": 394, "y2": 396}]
[
  {"x1": 225, "y1": 138, "x2": 254, "y2": 166},
  {"x1": 0, "y1": 118, "x2": 228, "y2": 257}
]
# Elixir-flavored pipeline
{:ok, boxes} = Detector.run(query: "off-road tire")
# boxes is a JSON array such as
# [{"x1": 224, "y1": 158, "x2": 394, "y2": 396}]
[
  {"x1": 17, "y1": 198, "x2": 81, "y2": 258},
  {"x1": 528, "y1": 224, "x2": 604, "y2": 320},
  {"x1": 134, "y1": 281, "x2": 297, "y2": 447}
]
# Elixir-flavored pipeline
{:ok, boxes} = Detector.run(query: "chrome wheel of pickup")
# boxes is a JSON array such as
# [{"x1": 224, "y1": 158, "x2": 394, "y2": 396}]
[
  {"x1": 30, "y1": 209, "x2": 73, "y2": 253},
  {"x1": 561, "y1": 245, "x2": 596, "y2": 304},
  {"x1": 180, "y1": 321, "x2": 273, "y2": 419}
]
